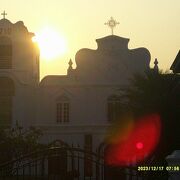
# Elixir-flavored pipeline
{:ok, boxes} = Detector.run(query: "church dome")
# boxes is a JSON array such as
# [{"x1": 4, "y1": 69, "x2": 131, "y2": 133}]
[{"x1": 0, "y1": 18, "x2": 12, "y2": 26}]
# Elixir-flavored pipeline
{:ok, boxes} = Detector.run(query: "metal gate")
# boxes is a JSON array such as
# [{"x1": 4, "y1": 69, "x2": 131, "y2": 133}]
[
  {"x1": 0, "y1": 146, "x2": 105, "y2": 180},
  {"x1": 0, "y1": 146, "x2": 168, "y2": 180}
]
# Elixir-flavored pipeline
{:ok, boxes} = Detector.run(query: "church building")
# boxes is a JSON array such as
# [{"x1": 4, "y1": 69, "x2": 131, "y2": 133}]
[{"x1": 0, "y1": 15, "x2": 151, "y2": 152}]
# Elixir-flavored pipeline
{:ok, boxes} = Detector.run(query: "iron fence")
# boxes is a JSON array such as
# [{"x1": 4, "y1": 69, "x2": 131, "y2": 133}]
[{"x1": 0, "y1": 146, "x2": 168, "y2": 180}]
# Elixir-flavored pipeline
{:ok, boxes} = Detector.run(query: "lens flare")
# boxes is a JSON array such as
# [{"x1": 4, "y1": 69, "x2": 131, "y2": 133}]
[
  {"x1": 136, "y1": 142, "x2": 143, "y2": 150},
  {"x1": 105, "y1": 114, "x2": 161, "y2": 166}
]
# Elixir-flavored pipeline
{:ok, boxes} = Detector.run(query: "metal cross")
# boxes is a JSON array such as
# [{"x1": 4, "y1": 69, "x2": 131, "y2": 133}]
[
  {"x1": 1, "y1": 10, "x2": 7, "y2": 19},
  {"x1": 105, "y1": 17, "x2": 119, "y2": 35}
]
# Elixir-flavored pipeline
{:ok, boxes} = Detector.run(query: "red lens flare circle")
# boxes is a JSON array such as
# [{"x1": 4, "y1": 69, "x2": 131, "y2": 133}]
[
  {"x1": 136, "y1": 142, "x2": 144, "y2": 150},
  {"x1": 105, "y1": 114, "x2": 161, "y2": 166}
]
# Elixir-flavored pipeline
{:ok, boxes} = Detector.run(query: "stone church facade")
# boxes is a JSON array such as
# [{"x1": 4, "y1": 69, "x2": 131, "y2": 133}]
[{"x1": 0, "y1": 17, "x2": 151, "y2": 151}]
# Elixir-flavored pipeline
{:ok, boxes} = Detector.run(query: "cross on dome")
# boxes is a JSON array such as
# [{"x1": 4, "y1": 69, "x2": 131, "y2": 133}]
[
  {"x1": 105, "y1": 17, "x2": 119, "y2": 35},
  {"x1": 1, "y1": 10, "x2": 7, "y2": 19}
]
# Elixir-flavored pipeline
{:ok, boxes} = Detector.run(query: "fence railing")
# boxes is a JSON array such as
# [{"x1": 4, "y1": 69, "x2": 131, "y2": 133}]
[{"x1": 0, "y1": 146, "x2": 170, "y2": 180}]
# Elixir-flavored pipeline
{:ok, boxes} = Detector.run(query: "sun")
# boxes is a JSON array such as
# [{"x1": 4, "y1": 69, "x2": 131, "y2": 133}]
[{"x1": 33, "y1": 27, "x2": 67, "y2": 60}]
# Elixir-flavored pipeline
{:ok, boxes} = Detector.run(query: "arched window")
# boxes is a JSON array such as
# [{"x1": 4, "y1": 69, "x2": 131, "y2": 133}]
[
  {"x1": 56, "y1": 95, "x2": 70, "y2": 123},
  {"x1": 107, "y1": 95, "x2": 121, "y2": 122},
  {"x1": 0, "y1": 77, "x2": 15, "y2": 125},
  {"x1": 0, "y1": 36, "x2": 12, "y2": 69}
]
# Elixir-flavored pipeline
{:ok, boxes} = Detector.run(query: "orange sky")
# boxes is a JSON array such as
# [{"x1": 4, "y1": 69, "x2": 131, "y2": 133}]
[{"x1": 1, "y1": 0, "x2": 180, "y2": 79}]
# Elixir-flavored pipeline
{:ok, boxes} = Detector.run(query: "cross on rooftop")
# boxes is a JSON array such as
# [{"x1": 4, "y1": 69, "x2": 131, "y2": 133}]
[
  {"x1": 1, "y1": 10, "x2": 7, "y2": 19},
  {"x1": 105, "y1": 17, "x2": 119, "y2": 35}
]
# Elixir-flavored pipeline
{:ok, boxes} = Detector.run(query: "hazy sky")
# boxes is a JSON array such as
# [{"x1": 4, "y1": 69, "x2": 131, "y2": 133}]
[{"x1": 1, "y1": 0, "x2": 180, "y2": 79}]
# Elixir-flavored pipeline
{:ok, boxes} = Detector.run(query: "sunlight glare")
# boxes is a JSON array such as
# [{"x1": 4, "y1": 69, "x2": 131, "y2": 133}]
[{"x1": 33, "y1": 27, "x2": 67, "y2": 60}]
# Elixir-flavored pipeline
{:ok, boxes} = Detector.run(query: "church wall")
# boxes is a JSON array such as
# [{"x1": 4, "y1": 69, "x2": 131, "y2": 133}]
[
  {"x1": 36, "y1": 84, "x2": 124, "y2": 150},
  {"x1": 0, "y1": 73, "x2": 37, "y2": 127},
  {"x1": 0, "y1": 19, "x2": 39, "y2": 127},
  {"x1": 37, "y1": 85, "x2": 122, "y2": 125}
]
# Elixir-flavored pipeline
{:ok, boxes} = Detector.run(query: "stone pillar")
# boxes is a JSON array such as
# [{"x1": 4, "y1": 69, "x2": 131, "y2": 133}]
[{"x1": 166, "y1": 150, "x2": 180, "y2": 180}]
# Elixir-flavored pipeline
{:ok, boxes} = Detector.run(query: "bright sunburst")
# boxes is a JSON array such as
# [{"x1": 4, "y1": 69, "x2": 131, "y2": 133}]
[{"x1": 33, "y1": 27, "x2": 67, "y2": 60}]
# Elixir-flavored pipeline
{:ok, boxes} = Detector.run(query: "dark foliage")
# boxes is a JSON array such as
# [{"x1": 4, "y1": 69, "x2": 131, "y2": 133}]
[
  {"x1": 0, "y1": 122, "x2": 45, "y2": 164},
  {"x1": 119, "y1": 70, "x2": 180, "y2": 162}
]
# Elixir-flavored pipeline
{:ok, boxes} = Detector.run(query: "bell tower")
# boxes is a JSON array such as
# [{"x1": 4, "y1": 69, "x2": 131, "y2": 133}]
[{"x1": 0, "y1": 12, "x2": 39, "y2": 127}]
